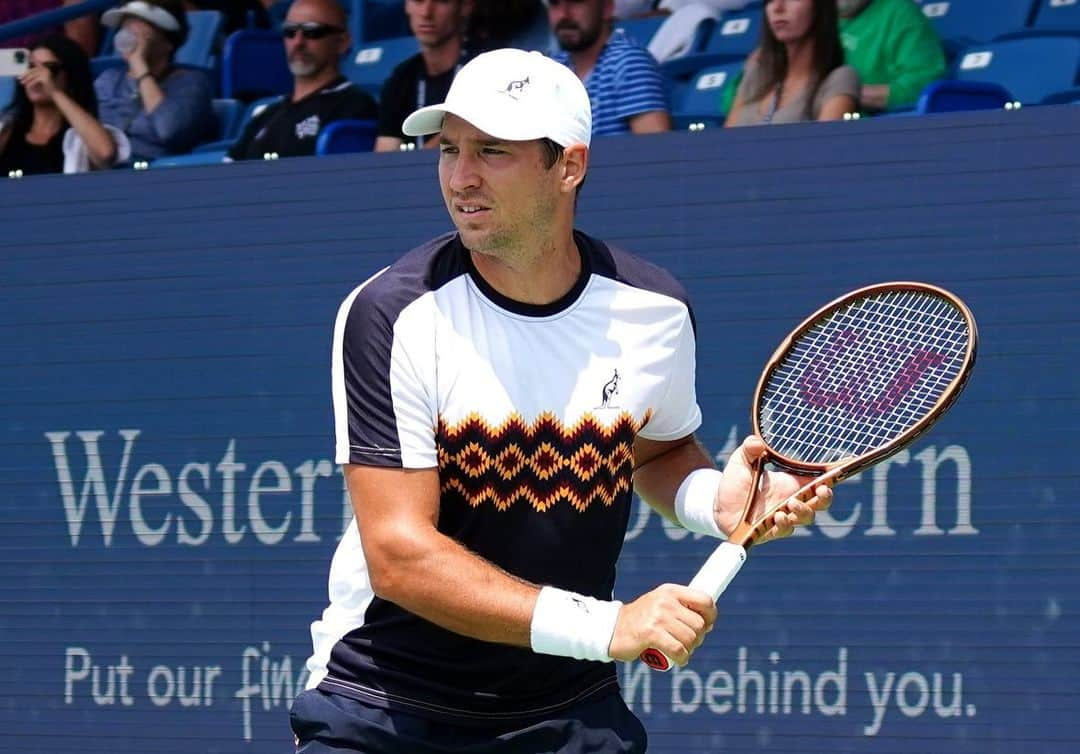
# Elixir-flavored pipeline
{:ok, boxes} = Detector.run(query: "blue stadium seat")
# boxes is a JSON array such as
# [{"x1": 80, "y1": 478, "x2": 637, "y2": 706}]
[
  {"x1": 695, "y1": 5, "x2": 761, "y2": 62},
  {"x1": 315, "y1": 119, "x2": 378, "y2": 155},
  {"x1": 346, "y1": 35, "x2": 420, "y2": 100},
  {"x1": 915, "y1": 79, "x2": 1013, "y2": 113},
  {"x1": 670, "y1": 61, "x2": 743, "y2": 128},
  {"x1": 1041, "y1": 87, "x2": 1080, "y2": 104},
  {"x1": 150, "y1": 150, "x2": 228, "y2": 167},
  {"x1": 221, "y1": 28, "x2": 292, "y2": 100},
  {"x1": 1032, "y1": 0, "x2": 1080, "y2": 32},
  {"x1": 919, "y1": 0, "x2": 1035, "y2": 48},
  {"x1": 614, "y1": 16, "x2": 668, "y2": 48},
  {"x1": 0, "y1": 76, "x2": 15, "y2": 110},
  {"x1": 175, "y1": 10, "x2": 224, "y2": 71},
  {"x1": 211, "y1": 98, "x2": 244, "y2": 141},
  {"x1": 954, "y1": 36, "x2": 1080, "y2": 104},
  {"x1": 356, "y1": 0, "x2": 410, "y2": 42},
  {"x1": 192, "y1": 95, "x2": 283, "y2": 152}
]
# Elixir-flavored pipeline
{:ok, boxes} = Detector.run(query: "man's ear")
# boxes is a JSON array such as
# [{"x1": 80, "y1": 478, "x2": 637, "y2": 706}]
[{"x1": 561, "y1": 143, "x2": 589, "y2": 193}]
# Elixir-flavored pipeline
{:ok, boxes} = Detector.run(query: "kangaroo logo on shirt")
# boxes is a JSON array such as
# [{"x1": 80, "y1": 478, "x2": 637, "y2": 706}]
[
  {"x1": 504, "y1": 76, "x2": 530, "y2": 100},
  {"x1": 598, "y1": 370, "x2": 619, "y2": 410}
]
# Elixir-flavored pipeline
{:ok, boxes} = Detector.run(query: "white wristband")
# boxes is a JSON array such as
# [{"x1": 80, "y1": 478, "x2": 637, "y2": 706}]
[
  {"x1": 674, "y1": 467, "x2": 725, "y2": 538},
  {"x1": 529, "y1": 586, "x2": 622, "y2": 662}
]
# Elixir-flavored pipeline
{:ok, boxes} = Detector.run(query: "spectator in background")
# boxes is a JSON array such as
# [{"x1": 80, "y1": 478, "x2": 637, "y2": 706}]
[
  {"x1": 548, "y1": 0, "x2": 671, "y2": 135},
  {"x1": 94, "y1": 0, "x2": 215, "y2": 163},
  {"x1": 726, "y1": 0, "x2": 858, "y2": 126},
  {"x1": 0, "y1": 34, "x2": 127, "y2": 174},
  {"x1": 227, "y1": 0, "x2": 377, "y2": 160},
  {"x1": 374, "y1": 0, "x2": 474, "y2": 152},
  {"x1": 837, "y1": 0, "x2": 945, "y2": 112},
  {"x1": 0, "y1": 1, "x2": 100, "y2": 58}
]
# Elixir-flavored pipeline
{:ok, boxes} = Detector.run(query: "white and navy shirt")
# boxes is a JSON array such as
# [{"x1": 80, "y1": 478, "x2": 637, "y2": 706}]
[
  {"x1": 553, "y1": 30, "x2": 670, "y2": 137},
  {"x1": 308, "y1": 231, "x2": 701, "y2": 722}
]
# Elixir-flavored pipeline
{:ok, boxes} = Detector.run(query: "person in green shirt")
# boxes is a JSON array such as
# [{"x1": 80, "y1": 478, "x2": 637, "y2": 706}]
[{"x1": 837, "y1": 0, "x2": 946, "y2": 111}]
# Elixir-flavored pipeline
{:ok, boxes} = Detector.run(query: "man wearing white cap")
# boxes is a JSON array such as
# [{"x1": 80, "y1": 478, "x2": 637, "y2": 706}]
[
  {"x1": 93, "y1": 0, "x2": 214, "y2": 162},
  {"x1": 294, "y1": 47, "x2": 828, "y2": 753}
]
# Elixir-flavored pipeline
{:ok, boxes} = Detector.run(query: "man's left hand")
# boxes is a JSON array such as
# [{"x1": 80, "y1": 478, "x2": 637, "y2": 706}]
[{"x1": 714, "y1": 436, "x2": 833, "y2": 544}]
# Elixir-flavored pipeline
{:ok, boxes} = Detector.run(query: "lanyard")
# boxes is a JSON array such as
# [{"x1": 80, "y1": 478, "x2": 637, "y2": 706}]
[{"x1": 414, "y1": 58, "x2": 464, "y2": 148}]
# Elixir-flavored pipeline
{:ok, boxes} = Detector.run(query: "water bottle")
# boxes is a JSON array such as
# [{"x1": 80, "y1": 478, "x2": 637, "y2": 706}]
[{"x1": 114, "y1": 28, "x2": 138, "y2": 55}]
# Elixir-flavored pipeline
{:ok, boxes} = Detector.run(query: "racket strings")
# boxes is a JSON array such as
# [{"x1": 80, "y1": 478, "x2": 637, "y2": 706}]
[{"x1": 759, "y1": 289, "x2": 970, "y2": 465}]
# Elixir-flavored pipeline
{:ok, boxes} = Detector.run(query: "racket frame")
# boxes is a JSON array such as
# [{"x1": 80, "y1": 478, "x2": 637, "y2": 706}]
[{"x1": 640, "y1": 282, "x2": 978, "y2": 671}]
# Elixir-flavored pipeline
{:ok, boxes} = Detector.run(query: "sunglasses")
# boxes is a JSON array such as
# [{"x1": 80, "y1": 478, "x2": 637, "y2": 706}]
[{"x1": 281, "y1": 22, "x2": 344, "y2": 40}]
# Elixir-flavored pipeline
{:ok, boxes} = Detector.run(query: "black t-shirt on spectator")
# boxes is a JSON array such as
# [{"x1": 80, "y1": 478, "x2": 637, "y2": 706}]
[
  {"x1": 227, "y1": 77, "x2": 378, "y2": 161},
  {"x1": 0, "y1": 130, "x2": 64, "y2": 175},
  {"x1": 377, "y1": 54, "x2": 467, "y2": 146}
]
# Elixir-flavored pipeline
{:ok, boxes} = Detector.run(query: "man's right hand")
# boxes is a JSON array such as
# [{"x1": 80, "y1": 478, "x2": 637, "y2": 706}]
[{"x1": 607, "y1": 584, "x2": 716, "y2": 667}]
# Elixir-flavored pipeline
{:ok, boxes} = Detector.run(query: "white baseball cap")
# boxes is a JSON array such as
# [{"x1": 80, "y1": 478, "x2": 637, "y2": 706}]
[
  {"x1": 402, "y1": 48, "x2": 592, "y2": 148},
  {"x1": 102, "y1": 1, "x2": 182, "y2": 32}
]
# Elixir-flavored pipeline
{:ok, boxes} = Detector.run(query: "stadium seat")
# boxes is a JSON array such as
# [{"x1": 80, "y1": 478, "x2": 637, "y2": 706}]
[
  {"x1": 614, "y1": 16, "x2": 668, "y2": 48},
  {"x1": 915, "y1": 79, "x2": 1013, "y2": 113},
  {"x1": 315, "y1": 119, "x2": 378, "y2": 155},
  {"x1": 670, "y1": 61, "x2": 743, "y2": 128},
  {"x1": 0, "y1": 76, "x2": 15, "y2": 110},
  {"x1": 211, "y1": 98, "x2": 244, "y2": 141},
  {"x1": 175, "y1": 10, "x2": 224, "y2": 71},
  {"x1": 694, "y1": 5, "x2": 761, "y2": 62},
  {"x1": 954, "y1": 36, "x2": 1080, "y2": 104},
  {"x1": 919, "y1": 0, "x2": 1035, "y2": 52},
  {"x1": 150, "y1": 150, "x2": 227, "y2": 167},
  {"x1": 1041, "y1": 87, "x2": 1080, "y2": 105},
  {"x1": 346, "y1": 35, "x2": 420, "y2": 100},
  {"x1": 191, "y1": 95, "x2": 283, "y2": 153},
  {"x1": 1031, "y1": 0, "x2": 1080, "y2": 32},
  {"x1": 221, "y1": 28, "x2": 292, "y2": 100},
  {"x1": 356, "y1": 0, "x2": 410, "y2": 42}
]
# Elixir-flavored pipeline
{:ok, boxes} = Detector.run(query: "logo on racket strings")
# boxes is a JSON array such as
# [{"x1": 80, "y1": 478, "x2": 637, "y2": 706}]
[{"x1": 798, "y1": 329, "x2": 947, "y2": 417}]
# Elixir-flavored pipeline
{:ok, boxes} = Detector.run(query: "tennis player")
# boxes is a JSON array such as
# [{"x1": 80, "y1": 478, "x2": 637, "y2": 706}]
[{"x1": 292, "y1": 47, "x2": 833, "y2": 753}]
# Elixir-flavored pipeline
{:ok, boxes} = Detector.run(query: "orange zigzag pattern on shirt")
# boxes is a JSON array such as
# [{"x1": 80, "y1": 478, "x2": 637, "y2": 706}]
[{"x1": 436, "y1": 410, "x2": 651, "y2": 513}]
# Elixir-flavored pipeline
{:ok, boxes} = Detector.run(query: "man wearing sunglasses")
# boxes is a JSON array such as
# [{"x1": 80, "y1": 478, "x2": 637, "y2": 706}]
[{"x1": 227, "y1": 0, "x2": 377, "y2": 161}]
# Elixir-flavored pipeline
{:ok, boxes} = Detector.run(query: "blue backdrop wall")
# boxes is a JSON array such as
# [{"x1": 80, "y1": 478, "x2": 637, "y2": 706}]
[{"x1": 2, "y1": 105, "x2": 1078, "y2": 753}]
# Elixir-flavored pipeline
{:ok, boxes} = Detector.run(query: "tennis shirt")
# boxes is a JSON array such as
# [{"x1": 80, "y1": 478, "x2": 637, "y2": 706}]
[
  {"x1": 552, "y1": 29, "x2": 669, "y2": 137},
  {"x1": 306, "y1": 231, "x2": 702, "y2": 723}
]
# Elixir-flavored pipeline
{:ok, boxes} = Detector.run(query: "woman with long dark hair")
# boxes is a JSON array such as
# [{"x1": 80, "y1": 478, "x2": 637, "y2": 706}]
[
  {"x1": 0, "y1": 34, "x2": 122, "y2": 175},
  {"x1": 725, "y1": 0, "x2": 859, "y2": 126}
]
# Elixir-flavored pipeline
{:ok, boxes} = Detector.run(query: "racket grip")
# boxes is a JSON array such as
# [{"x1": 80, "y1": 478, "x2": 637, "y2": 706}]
[{"x1": 638, "y1": 542, "x2": 747, "y2": 672}]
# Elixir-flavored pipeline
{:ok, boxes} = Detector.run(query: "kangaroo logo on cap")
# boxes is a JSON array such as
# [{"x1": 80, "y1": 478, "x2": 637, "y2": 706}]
[{"x1": 504, "y1": 76, "x2": 530, "y2": 100}]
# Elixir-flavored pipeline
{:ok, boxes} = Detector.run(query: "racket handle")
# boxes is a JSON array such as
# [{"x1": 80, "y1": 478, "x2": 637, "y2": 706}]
[{"x1": 638, "y1": 541, "x2": 747, "y2": 672}]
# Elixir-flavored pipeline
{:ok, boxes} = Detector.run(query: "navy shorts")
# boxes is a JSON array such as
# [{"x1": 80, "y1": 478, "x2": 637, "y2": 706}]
[{"x1": 289, "y1": 687, "x2": 648, "y2": 754}]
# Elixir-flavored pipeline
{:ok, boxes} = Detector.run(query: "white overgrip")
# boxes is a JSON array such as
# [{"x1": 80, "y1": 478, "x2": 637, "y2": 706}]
[{"x1": 687, "y1": 541, "x2": 747, "y2": 601}]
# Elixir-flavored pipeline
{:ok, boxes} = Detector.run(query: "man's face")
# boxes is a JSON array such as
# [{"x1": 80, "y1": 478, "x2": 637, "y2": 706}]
[
  {"x1": 548, "y1": 0, "x2": 607, "y2": 54},
  {"x1": 438, "y1": 114, "x2": 563, "y2": 258},
  {"x1": 406, "y1": 0, "x2": 465, "y2": 49},
  {"x1": 283, "y1": 1, "x2": 349, "y2": 79}
]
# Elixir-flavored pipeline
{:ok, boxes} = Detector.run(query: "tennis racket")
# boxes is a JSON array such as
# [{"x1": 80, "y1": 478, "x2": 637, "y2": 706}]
[{"x1": 640, "y1": 281, "x2": 978, "y2": 672}]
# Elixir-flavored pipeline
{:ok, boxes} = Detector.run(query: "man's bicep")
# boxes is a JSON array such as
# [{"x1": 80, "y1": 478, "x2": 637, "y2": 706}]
[{"x1": 344, "y1": 464, "x2": 441, "y2": 535}]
